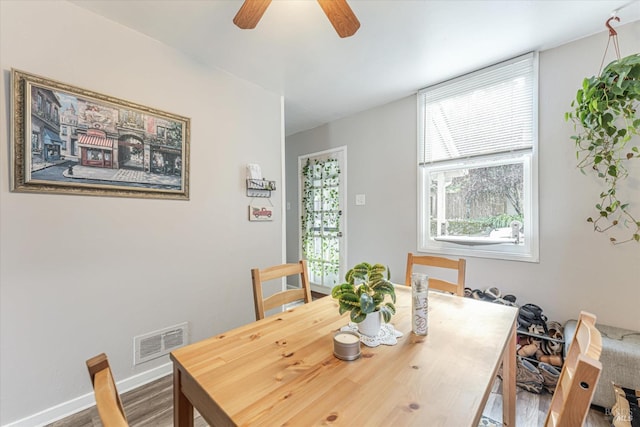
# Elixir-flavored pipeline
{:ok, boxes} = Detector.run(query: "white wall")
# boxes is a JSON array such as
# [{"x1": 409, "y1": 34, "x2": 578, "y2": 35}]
[
  {"x1": 285, "y1": 97, "x2": 417, "y2": 274},
  {"x1": 0, "y1": 1, "x2": 284, "y2": 425},
  {"x1": 286, "y1": 22, "x2": 640, "y2": 331}
]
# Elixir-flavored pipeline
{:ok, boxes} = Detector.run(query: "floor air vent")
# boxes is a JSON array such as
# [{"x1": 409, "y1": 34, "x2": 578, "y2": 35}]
[{"x1": 134, "y1": 322, "x2": 189, "y2": 365}]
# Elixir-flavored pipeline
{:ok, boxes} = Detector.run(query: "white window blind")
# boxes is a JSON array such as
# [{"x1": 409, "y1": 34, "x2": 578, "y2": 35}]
[{"x1": 418, "y1": 53, "x2": 534, "y2": 164}]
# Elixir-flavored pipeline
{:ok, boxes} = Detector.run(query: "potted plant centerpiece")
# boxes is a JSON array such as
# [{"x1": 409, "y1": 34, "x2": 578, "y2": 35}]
[{"x1": 331, "y1": 262, "x2": 396, "y2": 336}]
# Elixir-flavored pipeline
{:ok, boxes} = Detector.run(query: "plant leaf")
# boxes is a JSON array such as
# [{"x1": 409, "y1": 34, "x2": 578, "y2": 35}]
[
  {"x1": 350, "y1": 309, "x2": 366, "y2": 323},
  {"x1": 360, "y1": 293, "x2": 375, "y2": 314}
]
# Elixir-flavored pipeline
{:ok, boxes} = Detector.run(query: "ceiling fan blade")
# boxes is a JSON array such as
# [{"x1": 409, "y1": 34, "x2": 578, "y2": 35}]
[
  {"x1": 233, "y1": 0, "x2": 272, "y2": 30},
  {"x1": 317, "y1": 0, "x2": 360, "y2": 38}
]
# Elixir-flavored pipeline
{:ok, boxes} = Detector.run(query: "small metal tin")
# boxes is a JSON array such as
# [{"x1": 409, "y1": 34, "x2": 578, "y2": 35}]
[{"x1": 333, "y1": 331, "x2": 361, "y2": 361}]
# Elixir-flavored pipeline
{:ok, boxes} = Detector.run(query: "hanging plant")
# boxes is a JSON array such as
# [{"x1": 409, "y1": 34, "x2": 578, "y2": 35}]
[{"x1": 565, "y1": 53, "x2": 640, "y2": 244}]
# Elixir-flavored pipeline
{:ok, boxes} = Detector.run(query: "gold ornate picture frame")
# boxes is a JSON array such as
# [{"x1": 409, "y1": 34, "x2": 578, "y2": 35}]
[{"x1": 11, "y1": 69, "x2": 190, "y2": 200}]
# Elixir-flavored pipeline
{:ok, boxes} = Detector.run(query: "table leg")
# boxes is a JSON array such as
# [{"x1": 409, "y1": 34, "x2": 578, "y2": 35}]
[
  {"x1": 173, "y1": 364, "x2": 194, "y2": 427},
  {"x1": 502, "y1": 322, "x2": 516, "y2": 426}
]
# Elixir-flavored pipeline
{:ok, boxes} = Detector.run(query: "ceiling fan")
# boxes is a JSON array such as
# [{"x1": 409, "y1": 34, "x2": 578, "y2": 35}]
[{"x1": 233, "y1": 0, "x2": 360, "y2": 38}]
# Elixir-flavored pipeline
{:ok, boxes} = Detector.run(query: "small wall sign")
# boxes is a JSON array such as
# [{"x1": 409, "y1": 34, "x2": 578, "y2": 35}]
[{"x1": 249, "y1": 204, "x2": 273, "y2": 222}]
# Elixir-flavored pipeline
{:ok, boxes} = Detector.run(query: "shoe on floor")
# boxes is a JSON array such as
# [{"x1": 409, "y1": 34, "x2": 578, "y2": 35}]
[
  {"x1": 497, "y1": 356, "x2": 544, "y2": 394},
  {"x1": 484, "y1": 286, "x2": 501, "y2": 300},
  {"x1": 541, "y1": 320, "x2": 564, "y2": 355},
  {"x1": 478, "y1": 415, "x2": 502, "y2": 427},
  {"x1": 538, "y1": 362, "x2": 561, "y2": 393},
  {"x1": 517, "y1": 343, "x2": 539, "y2": 357},
  {"x1": 502, "y1": 294, "x2": 517, "y2": 304},
  {"x1": 539, "y1": 354, "x2": 563, "y2": 367},
  {"x1": 516, "y1": 357, "x2": 544, "y2": 393},
  {"x1": 472, "y1": 289, "x2": 493, "y2": 301}
]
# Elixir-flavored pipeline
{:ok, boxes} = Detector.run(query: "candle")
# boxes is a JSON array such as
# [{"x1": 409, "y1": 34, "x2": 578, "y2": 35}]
[
  {"x1": 335, "y1": 332, "x2": 360, "y2": 344},
  {"x1": 333, "y1": 331, "x2": 361, "y2": 361}
]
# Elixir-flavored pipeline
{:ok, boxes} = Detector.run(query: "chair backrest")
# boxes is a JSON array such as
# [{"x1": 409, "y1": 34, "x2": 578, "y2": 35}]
[
  {"x1": 86, "y1": 353, "x2": 129, "y2": 427},
  {"x1": 544, "y1": 311, "x2": 602, "y2": 427},
  {"x1": 251, "y1": 260, "x2": 313, "y2": 320},
  {"x1": 404, "y1": 253, "x2": 466, "y2": 296}
]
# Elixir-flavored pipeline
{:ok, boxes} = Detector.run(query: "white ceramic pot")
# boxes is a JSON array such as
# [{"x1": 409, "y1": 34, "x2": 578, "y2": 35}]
[{"x1": 358, "y1": 311, "x2": 382, "y2": 337}]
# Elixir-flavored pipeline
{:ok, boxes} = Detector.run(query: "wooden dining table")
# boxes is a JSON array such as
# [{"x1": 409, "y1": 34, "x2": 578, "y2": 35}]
[{"x1": 170, "y1": 285, "x2": 517, "y2": 426}]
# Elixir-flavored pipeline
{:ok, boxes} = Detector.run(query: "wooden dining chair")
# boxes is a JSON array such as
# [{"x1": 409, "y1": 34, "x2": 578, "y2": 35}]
[
  {"x1": 86, "y1": 353, "x2": 129, "y2": 427},
  {"x1": 543, "y1": 311, "x2": 602, "y2": 427},
  {"x1": 404, "y1": 253, "x2": 466, "y2": 296},
  {"x1": 251, "y1": 259, "x2": 313, "y2": 320}
]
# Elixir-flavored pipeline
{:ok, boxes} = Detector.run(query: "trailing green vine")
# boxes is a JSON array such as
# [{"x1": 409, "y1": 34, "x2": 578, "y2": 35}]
[
  {"x1": 301, "y1": 158, "x2": 314, "y2": 259},
  {"x1": 301, "y1": 157, "x2": 342, "y2": 283},
  {"x1": 566, "y1": 53, "x2": 640, "y2": 244}
]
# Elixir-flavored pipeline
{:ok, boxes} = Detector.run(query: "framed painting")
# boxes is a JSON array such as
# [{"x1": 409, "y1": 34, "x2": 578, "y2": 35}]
[{"x1": 11, "y1": 69, "x2": 190, "y2": 199}]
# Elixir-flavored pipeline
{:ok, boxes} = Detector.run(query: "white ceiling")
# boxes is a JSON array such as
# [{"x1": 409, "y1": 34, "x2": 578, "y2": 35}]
[{"x1": 70, "y1": 0, "x2": 640, "y2": 136}]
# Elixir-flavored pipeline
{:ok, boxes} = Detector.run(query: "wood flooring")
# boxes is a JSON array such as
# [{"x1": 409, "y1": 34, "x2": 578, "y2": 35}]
[{"x1": 48, "y1": 373, "x2": 611, "y2": 426}]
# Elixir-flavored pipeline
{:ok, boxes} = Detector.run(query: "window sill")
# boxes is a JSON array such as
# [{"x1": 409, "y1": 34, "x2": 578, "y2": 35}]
[{"x1": 434, "y1": 236, "x2": 518, "y2": 246}]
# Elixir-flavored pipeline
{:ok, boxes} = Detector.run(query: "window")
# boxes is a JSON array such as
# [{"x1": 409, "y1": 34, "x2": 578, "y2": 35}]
[
  {"x1": 417, "y1": 53, "x2": 538, "y2": 262},
  {"x1": 88, "y1": 149, "x2": 103, "y2": 161},
  {"x1": 31, "y1": 131, "x2": 40, "y2": 151}
]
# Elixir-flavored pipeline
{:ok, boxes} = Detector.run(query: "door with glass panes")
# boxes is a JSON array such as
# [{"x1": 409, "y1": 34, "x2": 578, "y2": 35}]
[{"x1": 299, "y1": 147, "x2": 346, "y2": 294}]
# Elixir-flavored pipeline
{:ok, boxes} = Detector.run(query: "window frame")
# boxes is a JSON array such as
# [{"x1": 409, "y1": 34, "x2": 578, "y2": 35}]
[{"x1": 416, "y1": 53, "x2": 539, "y2": 263}]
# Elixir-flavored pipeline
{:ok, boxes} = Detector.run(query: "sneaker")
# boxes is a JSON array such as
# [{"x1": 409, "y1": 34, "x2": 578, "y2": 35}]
[
  {"x1": 493, "y1": 297, "x2": 518, "y2": 307},
  {"x1": 538, "y1": 362, "x2": 561, "y2": 393},
  {"x1": 472, "y1": 289, "x2": 493, "y2": 302},
  {"x1": 497, "y1": 357, "x2": 544, "y2": 394},
  {"x1": 503, "y1": 294, "x2": 517, "y2": 304},
  {"x1": 484, "y1": 286, "x2": 501, "y2": 300}
]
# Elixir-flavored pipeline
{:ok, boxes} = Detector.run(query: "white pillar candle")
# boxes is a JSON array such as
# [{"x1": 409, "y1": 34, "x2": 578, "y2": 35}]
[
  {"x1": 335, "y1": 332, "x2": 360, "y2": 344},
  {"x1": 333, "y1": 331, "x2": 361, "y2": 360}
]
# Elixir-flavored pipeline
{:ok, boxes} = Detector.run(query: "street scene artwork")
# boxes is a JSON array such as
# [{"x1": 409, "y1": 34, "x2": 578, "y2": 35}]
[{"x1": 11, "y1": 69, "x2": 190, "y2": 200}]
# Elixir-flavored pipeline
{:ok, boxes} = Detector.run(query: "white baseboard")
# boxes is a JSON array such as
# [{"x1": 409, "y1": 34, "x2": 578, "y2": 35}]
[{"x1": 2, "y1": 362, "x2": 172, "y2": 427}]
